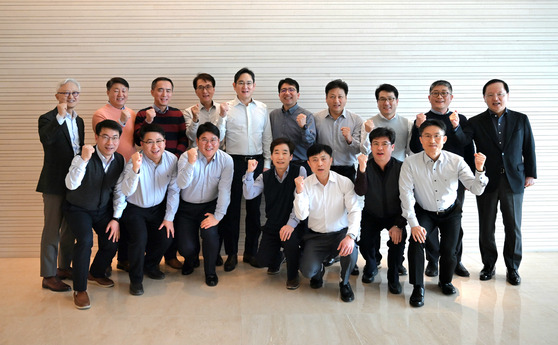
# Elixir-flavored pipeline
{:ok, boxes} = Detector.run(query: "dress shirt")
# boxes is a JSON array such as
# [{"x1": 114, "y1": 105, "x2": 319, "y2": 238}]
[
  {"x1": 399, "y1": 151, "x2": 488, "y2": 228},
  {"x1": 269, "y1": 104, "x2": 316, "y2": 161},
  {"x1": 360, "y1": 113, "x2": 412, "y2": 161},
  {"x1": 119, "y1": 150, "x2": 179, "y2": 221},
  {"x1": 177, "y1": 149, "x2": 234, "y2": 221},
  {"x1": 489, "y1": 108, "x2": 507, "y2": 149},
  {"x1": 222, "y1": 97, "x2": 272, "y2": 168},
  {"x1": 183, "y1": 101, "x2": 226, "y2": 147},
  {"x1": 314, "y1": 109, "x2": 363, "y2": 166},
  {"x1": 243, "y1": 166, "x2": 307, "y2": 228},
  {"x1": 56, "y1": 110, "x2": 80, "y2": 155},
  {"x1": 293, "y1": 171, "x2": 362, "y2": 239}
]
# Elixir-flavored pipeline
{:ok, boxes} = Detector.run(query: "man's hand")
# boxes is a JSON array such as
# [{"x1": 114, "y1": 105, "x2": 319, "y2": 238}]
[
  {"x1": 337, "y1": 236, "x2": 355, "y2": 256},
  {"x1": 411, "y1": 225, "x2": 426, "y2": 243},
  {"x1": 106, "y1": 220, "x2": 120, "y2": 242},
  {"x1": 201, "y1": 213, "x2": 219, "y2": 229},
  {"x1": 246, "y1": 159, "x2": 258, "y2": 173},
  {"x1": 296, "y1": 114, "x2": 307, "y2": 128},
  {"x1": 279, "y1": 225, "x2": 295, "y2": 241},
  {"x1": 388, "y1": 225, "x2": 403, "y2": 244},
  {"x1": 357, "y1": 154, "x2": 367, "y2": 173},
  {"x1": 131, "y1": 152, "x2": 142, "y2": 174},
  {"x1": 81, "y1": 145, "x2": 95, "y2": 162},
  {"x1": 525, "y1": 177, "x2": 535, "y2": 188},
  {"x1": 191, "y1": 104, "x2": 200, "y2": 123},
  {"x1": 449, "y1": 110, "x2": 459, "y2": 129},
  {"x1": 120, "y1": 109, "x2": 131, "y2": 125},
  {"x1": 159, "y1": 220, "x2": 174, "y2": 238},
  {"x1": 187, "y1": 147, "x2": 198, "y2": 164},
  {"x1": 219, "y1": 102, "x2": 229, "y2": 118},
  {"x1": 146, "y1": 108, "x2": 156, "y2": 124},
  {"x1": 416, "y1": 113, "x2": 426, "y2": 128},
  {"x1": 364, "y1": 118, "x2": 375, "y2": 133},
  {"x1": 294, "y1": 176, "x2": 305, "y2": 194},
  {"x1": 474, "y1": 152, "x2": 486, "y2": 172},
  {"x1": 341, "y1": 127, "x2": 352, "y2": 144},
  {"x1": 57, "y1": 102, "x2": 68, "y2": 116}
]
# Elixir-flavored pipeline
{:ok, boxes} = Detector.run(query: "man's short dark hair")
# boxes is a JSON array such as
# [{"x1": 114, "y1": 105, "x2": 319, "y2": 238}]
[
  {"x1": 482, "y1": 79, "x2": 509, "y2": 95},
  {"x1": 234, "y1": 68, "x2": 255, "y2": 84},
  {"x1": 278, "y1": 78, "x2": 300, "y2": 93},
  {"x1": 419, "y1": 119, "x2": 446, "y2": 136},
  {"x1": 429, "y1": 80, "x2": 452, "y2": 94},
  {"x1": 375, "y1": 84, "x2": 399, "y2": 101},
  {"x1": 95, "y1": 119, "x2": 122, "y2": 136},
  {"x1": 106, "y1": 77, "x2": 129, "y2": 91},
  {"x1": 151, "y1": 77, "x2": 174, "y2": 90},
  {"x1": 270, "y1": 137, "x2": 295, "y2": 155},
  {"x1": 369, "y1": 127, "x2": 396, "y2": 145},
  {"x1": 193, "y1": 73, "x2": 216, "y2": 90},
  {"x1": 307, "y1": 143, "x2": 333, "y2": 159},
  {"x1": 139, "y1": 123, "x2": 166, "y2": 141},
  {"x1": 197, "y1": 122, "x2": 220, "y2": 139},
  {"x1": 325, "y1": 79, "x2": 348, "y2": 96}
]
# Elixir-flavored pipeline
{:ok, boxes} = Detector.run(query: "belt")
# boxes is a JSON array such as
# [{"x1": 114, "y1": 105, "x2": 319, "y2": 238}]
[
  {"x1": 421, "y1": 202, "x2": 456, "y2": 216},
  {"x1": 230, "y1": 154, "x2": 263, "y2": 162}
]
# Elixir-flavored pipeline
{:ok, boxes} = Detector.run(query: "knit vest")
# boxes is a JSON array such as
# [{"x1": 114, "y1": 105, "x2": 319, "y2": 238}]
[
  {"x1": 363, "y1": 158, "x2": 403, "y2": 219},
  {"x1": 263, "y1": 164, "x2": 300, "y2": 229}
]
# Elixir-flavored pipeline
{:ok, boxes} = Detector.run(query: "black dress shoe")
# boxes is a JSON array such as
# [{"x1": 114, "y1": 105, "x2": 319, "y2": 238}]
[
  {"x1": 339, "y1": 282, "x2": 354, "y2": 302},
  {"x1": 323, "y1": 255, "x2": 340, "y2": 267},
  {"x1": 361, "y1": 268, "x2": 378, "y2": 284},
  {"x1": 479, "y1": 266, "x2": 495, "y2": 281},
  {"x1": 205, "y1": 274, "x2": 219, "y2": 287},
  {"x1": 243, "y1": 253, "x2": 254, "y2": 264},
  {"x1": 129, "y1": 282, "x2": 144, "y2": 296},
  {"x1": 146, "y1": 268, "x2": 165, "y2": 280},
  {"x1": 388, "y1": 280, "x2": 402, "y2": 294},
  {"x1": 438, "y1": 282, "x2": 457, "y2": 295},
  {"x1": 181, "y1": 263, "x2": 194, "y2": 276},
  {"x1": 410, "y1": 285, "x2": 424, "y2": 307},
  {"x1": 351, "y1": 264, "x2": 360, "y2": 276},
  {"x1": 506, "y1": 269, "x2": 521, "y2": 285},
  {"x1": 425, "y1": 261, "x2": 438, "y2": 277},
  {"x1": 310, "y1": 265, "x2": 325, "y2": 289},
  {"x1": 398, "y1": 264, "x2": 407, "y2": 276},
  {"x1": 216, "y1": 256, "x2": 224, "y2": 266},
  {"x1": 117, "y1": 260, "x2": 130, "y2": 272},
  {"x1": 454, "y1": 262, "x2": 470, "y2": 277},
  {"x1": 224, "y1": 255, "x2": 238, "y2": 272}
]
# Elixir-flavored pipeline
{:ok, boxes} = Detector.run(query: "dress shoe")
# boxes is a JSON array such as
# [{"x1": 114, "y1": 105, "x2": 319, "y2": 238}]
[
  {"x1": 165, "y1": 258, "x2": 183, "y2": 270},
  {"x1": 506, "y1": 269, "x2": 521, "y2": 285},
  {"x1": 145, "y1": 268, "x2": 165, "y2": 280},
  {"x1": 398, "y1": 264, "x2": 407, "y2": 276},
  {"x1": 351, "y1": 264, "x2": 360, "y2": 276},
  {"x1": 216, "y1": 256, "x2": 224, "y2": 266},
  {"x1": 73, "y1": 291, "x2": 90, "y2": 310},
  {"x1": 361, "y1": 267, "x2": 378, "y2": 284},
  {"x1": 205, "y1": 274, "x2": 219, "y2": 287},
  {"x1": 243, "y1": 253, "x2": 255, "y2": 264},
  {"x1": 454, "y1": 262, "x2": 470, "y2": 277},
  {"x1": 42, "y1": 276, "x2": 71, "y2": 292},
  {"x1": 116, "y1": 260, "x2": 130, "y2": 272},
  {"x1": 224, "y1": 255, "x2": 238, "y2": 272},
  {"x1": 267, "y1": 266, "x2": 280, "y2": 275},
  {"x1": 286, "y1": 276, "x2": 300, "y2": 290},
  {"x1": 425, "y1": 261, "x2": 439, "y2": 277},
  {"x1": 388, "y1": 280, "x2": 402, "y2": 294},
  {"x1": 129, "y1": 283, "x2": 144, "y2": 296},
  {"x1": 56, "y1": 268, "x2": 72, "y2": 280},
  {"x1": 249, "y1": 257, "x2": 261, "y2": 268},
  {"x1": 323, "y1": 255, "x2": 340, "y2": 267},
  {"x1": 479, "y1": 266, "x2": 495, "y2": 281},
  {"x1": 88, "y1": 274, "x2": 114, "y2": 288},
  {"x1": 410, "y1": 285, "x2": 425, "y2": 307},
  {"x1": 339, "y1": 282, "x2": 354, "y2": 302},
  {"x1": 310, "y1": 265, "x2": 325, "y2": 289},
  {"x1": 181, "y1": 263, "x2": 194, "y2": 275},
  {"x1": 438, "y1": 282, "x2": 457, "y2": 295}
]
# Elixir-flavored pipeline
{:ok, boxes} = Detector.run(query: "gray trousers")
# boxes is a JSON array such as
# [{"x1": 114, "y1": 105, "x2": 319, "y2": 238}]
[{"x1": 40, "y1": 193, "x2": 74, "y2": 277}]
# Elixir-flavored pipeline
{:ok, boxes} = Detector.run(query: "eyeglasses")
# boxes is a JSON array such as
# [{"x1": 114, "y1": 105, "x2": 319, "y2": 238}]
[
  {"x1": 196, "y1": 85, "x2": 214, "y2": 91},
  {"x1": 57, "y1": 91, "x2": 80, "y2": 97},
  {"x1": 199, "y1": 138, "x2": 218, "y2": 145},
  {"x1": 280, "y1": 87, "x2": 297, "y2": 94},
  {"x1": 141, "y1": 139, "x2": 165, "y2": 145},
  {"x1": 430, "y1": 91, "x2": 451, "y2": 98},
  {"x1": 421, "y1": 134, "x2": 443, "y2": 140},
  {"x1": 378, "y1": 97, "x2": 396, "y2": 103},
  {"x1": 100, "y1": 135, "x2": 120, "y2": 142},
  {"x1": 372, "y1": 141, "x2": 392, "y2": 147},
  {"x1": 485, "y1": 93, "x2": 507, "y2": 98},
  {"x1": 236, "y1": 81, "x2": 253, "y2": 87}
]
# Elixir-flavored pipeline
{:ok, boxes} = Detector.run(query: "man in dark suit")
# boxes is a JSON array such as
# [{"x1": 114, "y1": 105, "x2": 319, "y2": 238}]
[
  {"x1": 37, "y1": 78, "x2": 85, "y2": 292},
  {"x1": 468, "y1": 79, "x2": 537, "y2": 286}
]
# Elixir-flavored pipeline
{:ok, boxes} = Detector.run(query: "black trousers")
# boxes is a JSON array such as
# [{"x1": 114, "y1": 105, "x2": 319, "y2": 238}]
[{"x1": 408, "y1": 202, "x2": 462, "y2": 287}]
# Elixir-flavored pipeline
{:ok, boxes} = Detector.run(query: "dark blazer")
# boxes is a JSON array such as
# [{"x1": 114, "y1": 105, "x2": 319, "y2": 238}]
[
  {"x1": 468, "y1": 109, "x2": 536, "y2": 194},
  {"x1": 36, "y1": 107, "x2": 85, "y2": 195}
]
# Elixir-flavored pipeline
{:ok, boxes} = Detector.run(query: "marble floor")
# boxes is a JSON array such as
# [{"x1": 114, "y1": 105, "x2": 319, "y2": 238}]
[{"x1": 1, "y1": 252, "x2": 557, "y2": 345}]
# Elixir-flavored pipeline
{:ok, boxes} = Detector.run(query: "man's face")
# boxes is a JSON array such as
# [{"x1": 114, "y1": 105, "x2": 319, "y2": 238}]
[
  {"x1": 326, "y1": 88, "x2": 347, "y2": 116},
  {"x1": 371, "y1": 136, "x2": 394, "y2": 166},
  {"x1": 377, "y1": 91, "x2": 398, "y2": 119},
  {"x1": 428, "y1": 85, "x2": 453, "y2": 113},
  {"x1": 195, "y1": 79, "x2": 215, "y2": 105},
  {"x1": 151, "y1": 80, "x2": 173, "y2": 109},
  {"x1": 484, "y1": 82, "x2": 509, "y2": 116},
  {"x1": 107, "y1": 83, "x2": 128, "y2": 109},
  {"x1": 271, "y1": 143, "x2": 293, "y2": 170},
  {"x1": 307, "y1": 151, "x2": 332, "y2": 178},
  {"x1": 233, "y1": 73, "x2": 255, "y2": 102},
  {"x1": 55, "y1": 82, "x2": 80, "y2": 112},
  {"x1": 419, "y1": 125, "x2": 447, "y2": 158},
  {"x1": 140, "y1": 131, "x2": 166, "y2": 163},
  {"x1": 196, "y1": 131, "x2": 220, "y2": 160},
  {"x1": 95, "y1": 128, "x2": 120, "y2": 158},
  {"x1": 278, "y1": 83, "x2": 300, "y2": 110}
]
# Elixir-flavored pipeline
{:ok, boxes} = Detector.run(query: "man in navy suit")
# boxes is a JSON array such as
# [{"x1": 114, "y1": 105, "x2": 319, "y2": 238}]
[
  {"x1": 468, "y1": 79, "x2": 537, "y2": 285},
  {"x1": 37, "y1": 79, "x2": 85, "y2": 292}
]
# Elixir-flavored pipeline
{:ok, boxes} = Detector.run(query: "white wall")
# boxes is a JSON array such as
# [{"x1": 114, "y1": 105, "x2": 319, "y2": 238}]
[{"x1": 1, "y1": 0, "x2": 557, "y2": 257}]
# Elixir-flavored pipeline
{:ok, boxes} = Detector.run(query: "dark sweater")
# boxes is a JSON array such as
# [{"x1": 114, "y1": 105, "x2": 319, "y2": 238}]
[
  {"x1": 263, "y1": 164, "x2": 300, "y2": 230},
  {"x1": 134, "y1": 106, "x2": 188, "y2": 157}
]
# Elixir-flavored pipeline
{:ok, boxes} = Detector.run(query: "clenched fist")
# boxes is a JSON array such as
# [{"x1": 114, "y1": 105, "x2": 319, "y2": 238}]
[
  {"x1": 449, "y1": 110, "x2": 459, "y2": 129},
  {"x1": 416, "y1": 113, "x2": 426, "y2": 128},
  {"x1": 364, "y1": 118, "x2": 375, "y2": 133},
  {"x1": 191, "y1": 104, "x2": 200, "y2": 122},
  {"x1": 474, "y1": 152, "x2": 486, "y2": 172},
  {"x1": 296, "y1": 114, "x2": 307, "y2": 128},
  {"x1": 57, "y1": 102, "x2": 68, "y2": 116},
  {"x1": 131, "y1": 151, "x2": 143, "y2": 173},
  {"x1": 294, "y1": 175, "x2": 305, "y2": 194},
  {"x1": 120, "y1": 109, "x2": 131, "y2": 125},
  {"x1": 187, "y1": 147, "x2": 198, "y2": 164},
  {"x1": 246, "y1": 159, "x2": 258, "y2": 173},
  {"x1": 341, "y1": 127, "x2": 352, "y2": 144},
  {"x1": 357, "y1": 154, "x2": 368, "y2": 173},
  {"x1": 81, "y1": 144, "x2": 95, "y2": 162},
  {"x1": 219, "y1": 102, "x2": 229, "y2": 118},
  {"x1": 146, "y1": 108, "x2": 156, "y2": 124}
]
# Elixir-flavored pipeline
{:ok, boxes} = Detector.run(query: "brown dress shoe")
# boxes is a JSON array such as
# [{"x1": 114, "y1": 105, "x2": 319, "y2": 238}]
[
  {"x1": 87, "y1": 273, "x2": 114, "y2": 288},
  {"x1": 74, "y1": 291, "x2": 91, "y2": 310},
  {"x1": 56, "y1": 268, "x2": 73, "y2": 280},
  {"x1": 42, "y1": 276, "x2": 71, "y2": 292},
  {"x1": 165, "y1": 258, "x2": 183, "y2": 269}
]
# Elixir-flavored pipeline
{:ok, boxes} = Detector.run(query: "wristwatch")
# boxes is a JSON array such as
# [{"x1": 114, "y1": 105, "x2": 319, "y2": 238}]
[{"x1": 347, "y1": 233, "x2": 356, "y2": 240}]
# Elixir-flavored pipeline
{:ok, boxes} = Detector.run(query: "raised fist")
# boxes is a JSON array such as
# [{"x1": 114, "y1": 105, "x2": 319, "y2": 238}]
[
  {"x1": 474, "y1": 152, "x2": 486, "y2": 172},
  {"x1": 81, "y1": 144, "x2": 95, "y2": 162},
  {"x1": 146, "y1": 108, "x2": 156, "y2": 123},
  {"x1": 120, "y1": 109, "x2": 131, "y2": 125},
  {"x1": 416, "y1": 113, "x2": 426, "y2": 128},
  {"x1": 364, "y1": 118, "x2": 375, "y2": 133},
  {"x1": 131, "y1": 151, "x2": 143, "y2": 173},
  {"x1": 57, "y1": 102, "x2": 68, "y2": 116},
  {"x1": 296, "y1": 114, "x2": 307, "y2": 128},
  {"x1": 187, "y1": 147, "x2": 198, "y2": 164},
  {"x1": 449, "y1": 110, "x2": 459, "y2": 128},
  {"x1": 294, "y1": 175, "x2": 305, "y2": 194},
  {"x1": 247, "y1": 159, "x2": 258, "y2": 173},
  {"x1": 191, "y1": 104, "x2": 200, "y2": 122},
  {"x1": 219, "y1": 102, "x2": 230, "y2": 118},
  {"x1": 341, "y1": 127, "x2": 352, "y2": 144},
  {"x1": 357, "y1": 154, "x2": 368, "y2": 173}
]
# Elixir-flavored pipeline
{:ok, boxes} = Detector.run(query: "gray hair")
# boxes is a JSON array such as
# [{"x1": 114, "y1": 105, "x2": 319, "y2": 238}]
[{"x1": 57, "y1": 78, "x2": 81, "y2": 92}]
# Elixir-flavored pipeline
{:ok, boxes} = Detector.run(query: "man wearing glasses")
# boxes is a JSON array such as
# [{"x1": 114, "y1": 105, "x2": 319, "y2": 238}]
[
  {"x1": 37, "y1": 78, "x2": 84, "y2": 292},
  {"x1": 409, "y1": 80, "x2": 474, "y2": 279}
]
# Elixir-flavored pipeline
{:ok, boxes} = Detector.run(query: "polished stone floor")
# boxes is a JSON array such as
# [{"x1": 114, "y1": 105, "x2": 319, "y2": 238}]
[{"x1": 1, "y1": 252, "x2": 557, "y2": 345}]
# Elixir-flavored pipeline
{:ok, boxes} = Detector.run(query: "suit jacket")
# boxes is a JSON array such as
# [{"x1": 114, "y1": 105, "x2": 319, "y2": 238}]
[
  {"x1": 468, "y1": 109, "x2": 536, "y2": 194},
  {"x1": 36, "y1": 107, "x2": 85, "y2": 195}
]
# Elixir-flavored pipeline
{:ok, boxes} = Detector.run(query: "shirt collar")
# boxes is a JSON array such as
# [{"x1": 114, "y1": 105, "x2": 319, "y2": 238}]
[
  {"x1": 488, "y1": 108, "x2": 508, "y2": 118},
  {"x1": 429, "y1": 109, "x2": 450, "y2": 116},
  {"x1": 421, "y1": 150, "x2": 445, "y2": 164},
  {"x1": 153, "y1": 104, "x2": 168, "y2": 114},
  {"x1": 326, "y1": 109, "x2": 346, "y2": 119},
  {"x1": 282, "y1": 103, "x2": 299, "y2": 115},
  {"x1": 95, "y1": 146, "x2": 114, "y2": 166},
  {"x1": 232, "y1": 96, "x2": 254, "y2": 107},
  {"x1": 108, "y1": 102, "x2": 125, "y2": 110}
]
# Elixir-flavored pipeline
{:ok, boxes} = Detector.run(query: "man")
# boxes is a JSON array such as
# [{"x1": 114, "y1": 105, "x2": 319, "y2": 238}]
[
  {"x1": 176, "y1": 122, "x2": 234, "y2": 286},
  {"x1": 269, "y1": 78, "x2": 316, "y2": 169},
  {"x1": 400, "y1": 119, "x2": 488, "y2": 308},
  {"x1": 64, "y1": 120, "x2": 126, "y2": 310},
  {"x1": 294, "y1": 144, "x2": 362, "y2": 302},
  {"x1": 119, "y1": 124, "x2": 179, "y2": 295},
  {"x1": 183, "y1": 73, "x2": 226, "y2": 148},
  {"x1": 354, "y1": 127, "x2": 407, "y2": 294},
  {"x1": 468, "y1": 79, "x2": 536, "y2": 286},
  {"x1": 408, "y1": 80, "x2": 474, "y2": 278},
  {"x1": 37, "y1": 78, "x2": 84, "y2": 292},
  {"x1": 134, "y1": 77, "x2": 188, "y2": 270},
  {"x1": 243, "y1": 138, "x2": 307, "y2": 290},
  {"x1": 218, "y1": 67, "x2": 272, "y2": 271}
]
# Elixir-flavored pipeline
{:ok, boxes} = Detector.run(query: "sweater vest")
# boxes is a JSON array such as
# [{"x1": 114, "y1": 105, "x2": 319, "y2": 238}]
[{"x1": 263, "y1": 164, "x2": 300, "y2": 229}]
